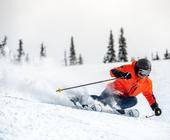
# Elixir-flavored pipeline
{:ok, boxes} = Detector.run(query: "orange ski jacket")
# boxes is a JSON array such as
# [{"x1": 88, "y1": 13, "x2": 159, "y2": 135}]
[{"x1": 107, "y1": 61, "x2": 156, "y2": 106}]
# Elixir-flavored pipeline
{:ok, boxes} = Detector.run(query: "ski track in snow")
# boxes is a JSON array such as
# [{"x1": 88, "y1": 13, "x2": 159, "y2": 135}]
[{"x1": 0, "y1": 59, "x2": 170, "y2": 140}]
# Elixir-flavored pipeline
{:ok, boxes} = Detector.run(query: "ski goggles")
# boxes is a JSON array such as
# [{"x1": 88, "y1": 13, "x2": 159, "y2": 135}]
[{"x1": 138, "y1": 69, "x2": 151, "y2": 77}]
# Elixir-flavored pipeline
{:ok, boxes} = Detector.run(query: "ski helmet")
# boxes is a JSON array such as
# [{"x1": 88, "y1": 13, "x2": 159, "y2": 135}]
[{"x1": 135, "y1": 58, "x2": 151, "y2": 76}]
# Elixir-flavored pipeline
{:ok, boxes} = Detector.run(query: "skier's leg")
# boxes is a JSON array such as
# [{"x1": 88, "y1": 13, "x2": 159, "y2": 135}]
[
  {"x1": 90, "y1": 88, "x2": 115, "y2": 106},
  {"x1": 116, "y1": 96, "x2": 137, "y2": 109},
  {"x1": 88, "y1": 89, "x2": 138, "y2": 116},
  {"x1": 92, "y1": 90, "x2": 137, "y2": 113},
  {"x1": 113, "y1": 95, "x2": 139, "y2": 117}
]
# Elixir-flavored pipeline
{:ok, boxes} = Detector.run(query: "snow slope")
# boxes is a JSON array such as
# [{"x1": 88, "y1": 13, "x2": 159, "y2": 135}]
[{"x1": 0, "y1": 59, "x2": 170, "y2": 140}]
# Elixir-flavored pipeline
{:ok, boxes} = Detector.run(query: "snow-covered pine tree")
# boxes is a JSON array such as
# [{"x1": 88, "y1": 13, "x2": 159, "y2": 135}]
[
  {"x1": 164, "y1": 49, "x2": 170, "y2": 59},
  {"x1": 78, "y1": 54, "x2": 83, "y2": 65},
  {"x1": 118, "y1": 28, "x2": 128, "y2": 62},
  {"x1": 40, "y1": 43, "x2": 46, "y2": 58},
  {"x1": 152, "y1": 52, "x2": 160, "y2": 60},
  {"x1": 16, "y1": 39, "x2": 25, "y2": 62},
  {"x1": 155, "y1": 52, "x2": 160, "y2": 60},
  {"x1": 69, "y1": 36, "x2": 77, "y2": 65},
  {"x1": 0, "y1": 36, "x2": 7, "y2": 57},
  {"x1": 103, "y1": 30, "x2": 116, "y2": 63}
]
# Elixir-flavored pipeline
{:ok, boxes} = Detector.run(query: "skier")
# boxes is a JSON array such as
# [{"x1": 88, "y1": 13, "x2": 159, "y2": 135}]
[{"x1": 91, "y1": 58, "x2": 162, "y2": 116}]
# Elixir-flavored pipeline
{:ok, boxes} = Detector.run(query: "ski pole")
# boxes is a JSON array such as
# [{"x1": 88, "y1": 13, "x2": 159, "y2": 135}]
[
  {"x1": 56, "y1": 78, "x2": 117, "y2": 93},
  {"x1": 145, "y1": 114, "x2": 155, "y2": 118}
]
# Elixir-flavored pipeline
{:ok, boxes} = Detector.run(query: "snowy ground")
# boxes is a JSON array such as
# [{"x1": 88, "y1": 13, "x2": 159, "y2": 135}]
[{"x1": 0, "y1": 59, "x2": 170, "y2": 140}]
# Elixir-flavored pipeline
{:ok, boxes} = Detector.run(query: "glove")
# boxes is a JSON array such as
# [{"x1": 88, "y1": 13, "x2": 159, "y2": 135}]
[
  {"x1": 151, "y1": 102, "x2": 162, "y2": 116},
  {"x1": 111, "y1": 69, "x2": 131, "y2": 79},
  {"x1": 124, "y1": 72, "x2": 132, "y2": 79},
  {"x1": 154, "y1": 107, "x2": 162, "y2": 116}
]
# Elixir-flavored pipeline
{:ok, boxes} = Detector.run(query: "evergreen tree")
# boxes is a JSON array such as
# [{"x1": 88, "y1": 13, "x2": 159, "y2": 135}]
[
  {"x1": 78, "y1": 54, "x2": 83, "y2": 65},
  {"x1": 17, "y1": 39, "x2": 25, "y2": 62},
  {"x1": 164, "y1": 49, "x2": 169, "y2": 59},
  {"x1": 64, "y1": 50, "x2": 68, "y2": 66},
  {"x1": 155, "y1": 52, "x2": 160, "y2": 60},
  {"x1": 152, "y1": 52, "x2": 160, "y2": 61},
  {"x1": 103, "y1": 30, "x2": 116, "y2": 63},
  {"x1": 118, "y1": 27, "x2": 128, "y2": 62},
  {"x1": 40, "y1": 43, "x2": 46, "y2": 58},
  {"x1": 0, "y1": 36, "x2": 7, "y2": 56},
  {"x1": 69, "y1": 36, "x2": 77, "y2": 65}
]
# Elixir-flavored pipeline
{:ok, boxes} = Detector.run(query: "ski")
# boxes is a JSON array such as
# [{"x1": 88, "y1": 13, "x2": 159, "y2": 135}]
[{"x1": 70, "y1": 97, "x2": 139, "y2": 118}]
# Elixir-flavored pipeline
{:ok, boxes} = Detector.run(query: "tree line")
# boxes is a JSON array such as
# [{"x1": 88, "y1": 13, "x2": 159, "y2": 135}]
[
  {"x1": 151, "y1": 49, "x2": 170, "y2": 61},
  {"x1": 0, "y1": 27, "x2": 170, "y2": 65},
  {"x1": 103, "y1": 27, "x2": 128, "y2": 63},
  {"x1": 0, "y1": 37, "x2": 47, "y2": 63},
  {"x1": 103, "y1": 27, "x2": 170, "y2": 63},
  {"x1": 64, "y1": 36, "x2": 83, "y2": 66},
  {"x1": 67, "y1": 27, "x2": 128, "y2": 66}
]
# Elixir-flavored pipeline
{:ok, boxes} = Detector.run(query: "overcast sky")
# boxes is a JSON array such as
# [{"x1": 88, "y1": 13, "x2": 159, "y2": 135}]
[{"x1": 0, "y1": 0, "x2": 170, "y2": 64}]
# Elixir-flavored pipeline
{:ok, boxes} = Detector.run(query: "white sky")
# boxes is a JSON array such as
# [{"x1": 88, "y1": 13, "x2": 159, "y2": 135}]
[{"x1": 0, "y1": 0, "x2": 170, "y2": 64}]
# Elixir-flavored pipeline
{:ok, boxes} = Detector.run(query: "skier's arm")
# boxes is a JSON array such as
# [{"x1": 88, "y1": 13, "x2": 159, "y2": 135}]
[
  {"x1": 143, "y1": 91, "x2": 157, "y2": 107},
  {"x1": 110, "y1": 65, "x2": 131, "y2": 79},
  {"x1": 143, "y1": 80, "x2": 162, "y2": 116},
  {"x1": 143, "y1": 92, "x2": 162, "y2": 116}
]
